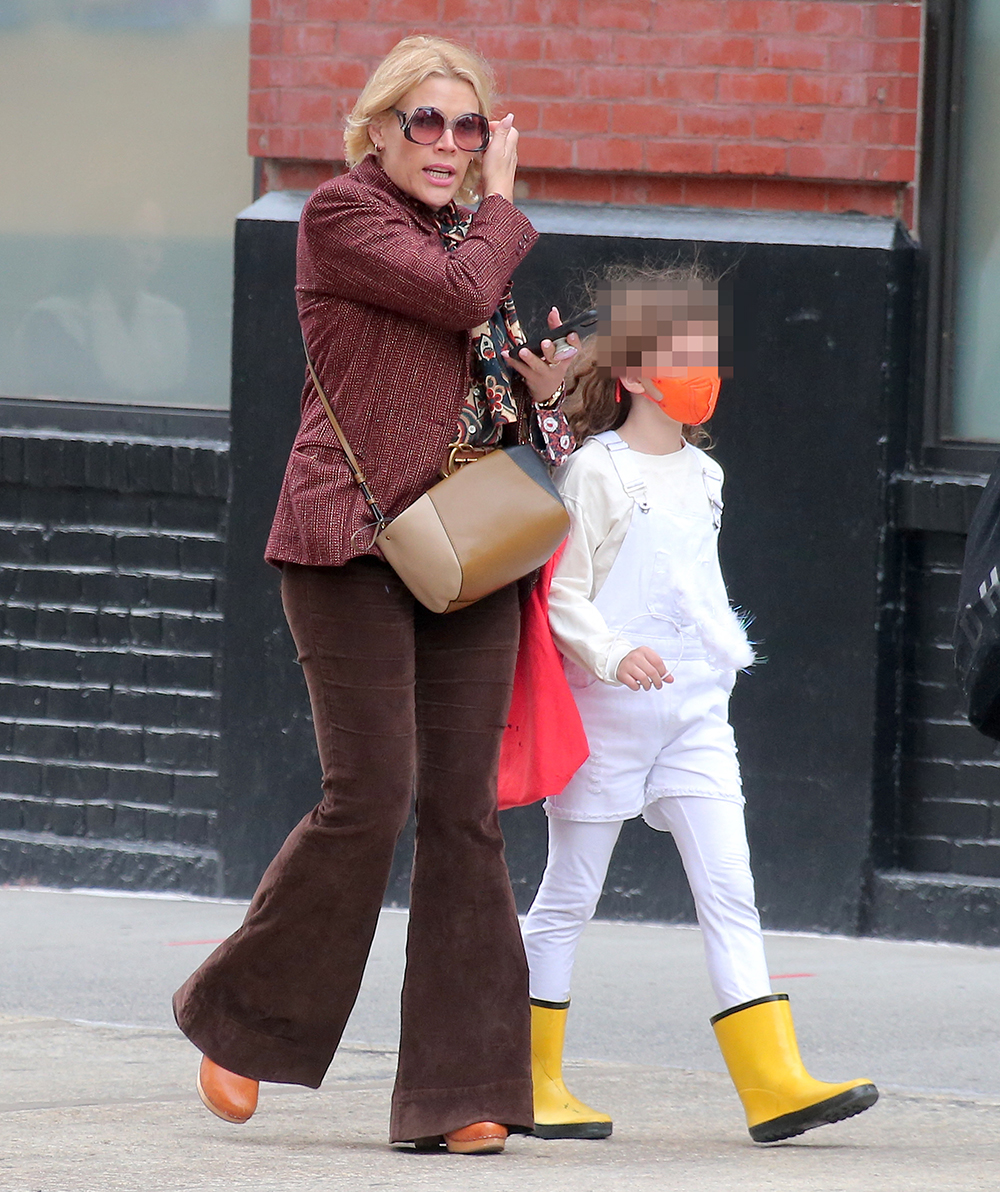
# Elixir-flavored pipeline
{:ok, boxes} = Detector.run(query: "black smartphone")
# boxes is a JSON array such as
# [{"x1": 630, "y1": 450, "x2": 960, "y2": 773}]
[{"x1": 522, "y1": 308, "x2": 598, "y2": 358}]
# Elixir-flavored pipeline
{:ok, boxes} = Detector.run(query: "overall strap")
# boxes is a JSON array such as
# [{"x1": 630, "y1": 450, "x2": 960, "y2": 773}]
[{"x1": 593, "y1": 430, "x2": 650, "y2": 513}]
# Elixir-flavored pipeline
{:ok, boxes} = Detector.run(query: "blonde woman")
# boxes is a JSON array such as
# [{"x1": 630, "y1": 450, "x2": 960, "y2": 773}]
[{"x1": 172, "y1": 36, "x2": 578, "y2": 1154}]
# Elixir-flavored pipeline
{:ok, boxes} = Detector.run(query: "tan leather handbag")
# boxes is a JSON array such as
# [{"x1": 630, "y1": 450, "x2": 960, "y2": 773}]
[{"x1": 306, "y1": 351, "x2": 570, "y2": 614}]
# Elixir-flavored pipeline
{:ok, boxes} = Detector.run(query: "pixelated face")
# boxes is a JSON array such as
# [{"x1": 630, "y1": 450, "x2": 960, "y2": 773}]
[{"x1": 597, "y1": 279, "x2": 725, "y2": 379}]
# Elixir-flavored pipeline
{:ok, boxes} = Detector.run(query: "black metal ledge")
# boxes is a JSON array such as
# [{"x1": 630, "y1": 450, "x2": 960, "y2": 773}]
[
  {"x1": 519, "y1": 199, "x2": 910, "y2": 250},
  {"x1": 892, "y1": 471, "x2": 990, "y2": 534},
  {"x1": 0, "y1": 396, "x2": 229, "y2": 445},
  {"x1": 240, "y1": 189, "x2": 911, "y2": 251},
  {"x1": 0, "y1": 830, "x2": 221, "y2": 896},
  {"x1": 865, "y1": 870, "x2": 1000, "y2": 946}
]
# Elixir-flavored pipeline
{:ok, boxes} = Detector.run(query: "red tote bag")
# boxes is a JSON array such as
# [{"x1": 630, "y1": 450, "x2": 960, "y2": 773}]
[{"x1": 497, "y1": 547, "x2": 590, "y2": 810}]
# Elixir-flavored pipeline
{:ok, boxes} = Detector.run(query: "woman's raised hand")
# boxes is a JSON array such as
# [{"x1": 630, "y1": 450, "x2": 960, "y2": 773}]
[
  {"x1": 616, "y1": 646, "x2": 673, "y2": 691},
  {"x1": 502, "y1": 306, "x2": 582, "y2": 406},
  {"x1": 481, "y1": 113, "x2": 518, "y2": 203}
]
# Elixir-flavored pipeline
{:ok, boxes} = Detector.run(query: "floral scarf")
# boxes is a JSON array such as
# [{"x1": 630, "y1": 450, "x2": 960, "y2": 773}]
[{"x1": 434, "y1": 204, "x2": 573, "y2": 465}]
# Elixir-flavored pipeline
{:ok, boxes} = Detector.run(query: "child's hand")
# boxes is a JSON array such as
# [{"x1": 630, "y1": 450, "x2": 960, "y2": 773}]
[{"x1": 616, "y1": 647, "x2": 672, "y2": 691}]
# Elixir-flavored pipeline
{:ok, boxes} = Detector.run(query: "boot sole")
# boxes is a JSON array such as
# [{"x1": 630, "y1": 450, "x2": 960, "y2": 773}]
[
  {"x1": 532, "y1": 1121, "x2": 613, "y2": 1140},
  {"x1": 444, "y1": 1137, "x2": 506, "y2": 1154},
  {"x1": 411, "y1": 1130, "x2": 507, "y2": 1154},
  {"x1": 411, "y1": 1136, "x2": 445, "y2": 1151},
  {"x1": 749, "y1": 1083, "x2": 879, "y2": 1143}
]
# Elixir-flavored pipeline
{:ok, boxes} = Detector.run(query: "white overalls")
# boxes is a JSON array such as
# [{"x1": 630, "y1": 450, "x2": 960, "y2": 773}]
[{"x1": 522, "y1": 432, "x2": 773, "y2": 1010}]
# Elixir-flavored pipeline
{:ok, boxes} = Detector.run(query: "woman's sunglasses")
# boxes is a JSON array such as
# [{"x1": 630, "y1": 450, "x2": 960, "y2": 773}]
[{"x1": 392, "y1": 107, "x2": 491, "y2": 153}]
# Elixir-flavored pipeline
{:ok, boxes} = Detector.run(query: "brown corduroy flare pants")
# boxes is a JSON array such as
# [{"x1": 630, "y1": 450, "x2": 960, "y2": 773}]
[{"x1": 173, "y1": 559, "x2": 534, "y2": 1142}]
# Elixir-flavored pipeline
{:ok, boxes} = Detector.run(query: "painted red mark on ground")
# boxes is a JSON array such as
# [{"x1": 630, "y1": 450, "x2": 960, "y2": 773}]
[
  {"x1": 768, "y1": 973, "x2": 815, "y2": 979},
  {"x1": 166, "y1": 939, "x2": 226, "y2": 946}
]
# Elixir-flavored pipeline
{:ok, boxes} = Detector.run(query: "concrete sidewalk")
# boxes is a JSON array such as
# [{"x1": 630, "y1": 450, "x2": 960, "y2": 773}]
[{"x1": 2, "y1": 887, "x2": 1000, "y2": 1190}]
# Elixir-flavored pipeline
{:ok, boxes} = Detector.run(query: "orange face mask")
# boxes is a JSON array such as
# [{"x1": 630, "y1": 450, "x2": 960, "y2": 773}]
[{"x1": 644, "y1": 368, "x2": 721, "y2": 425}]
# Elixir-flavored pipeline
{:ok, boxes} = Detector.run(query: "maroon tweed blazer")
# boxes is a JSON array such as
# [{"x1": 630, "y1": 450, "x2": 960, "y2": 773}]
[{"x1": 264, "y1": 156, "x2": 538, "y2": 568}]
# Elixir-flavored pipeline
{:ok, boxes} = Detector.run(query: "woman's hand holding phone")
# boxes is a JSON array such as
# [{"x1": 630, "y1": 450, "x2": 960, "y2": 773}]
[
  {"x1": 525, "y1": 308, "x2": 597, "y2": 359},
  {"x1": 502, "y1": 306, "x2": 582, "y2": 405}
]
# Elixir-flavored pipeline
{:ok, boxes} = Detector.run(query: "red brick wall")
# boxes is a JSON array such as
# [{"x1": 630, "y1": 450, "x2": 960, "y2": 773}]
[{"x1": 250, "y1": 0, "x2": 922, "y2": 223}]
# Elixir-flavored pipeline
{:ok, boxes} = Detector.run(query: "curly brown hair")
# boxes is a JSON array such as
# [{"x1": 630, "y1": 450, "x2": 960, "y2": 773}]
[{"x1": 561, "y1": 262, "x2": 718, "y2": 448}]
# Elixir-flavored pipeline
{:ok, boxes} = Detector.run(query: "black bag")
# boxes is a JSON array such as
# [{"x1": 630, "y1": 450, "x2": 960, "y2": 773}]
[{"x1": 954, "y1": 458, "x2": 1000, "y2": 740}]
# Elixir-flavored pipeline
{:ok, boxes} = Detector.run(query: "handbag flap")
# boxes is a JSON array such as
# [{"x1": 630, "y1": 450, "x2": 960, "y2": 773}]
[{"x1": 503, "y1": 443, "x2": 564, "y2": 505}]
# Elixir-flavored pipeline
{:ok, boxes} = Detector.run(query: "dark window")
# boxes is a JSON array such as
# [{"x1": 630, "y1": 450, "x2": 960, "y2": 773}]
[
  {"x1": 920, "y1": 0, "x2": 1000, "y2": 470},
  {"x1": 0, "y1": 1, "x2": 251, "y2": 410}
]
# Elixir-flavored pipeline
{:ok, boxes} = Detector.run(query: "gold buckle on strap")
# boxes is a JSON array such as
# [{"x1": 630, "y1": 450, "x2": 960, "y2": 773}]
[{"x1": 441, "y1": 442, "x2": 496, "y2": 478}]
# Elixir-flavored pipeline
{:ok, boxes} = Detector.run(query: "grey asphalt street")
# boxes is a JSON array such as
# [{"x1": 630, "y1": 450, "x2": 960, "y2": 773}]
[{"x1": 3, "y1": 886, "x2": 1000, "y2": 1191}]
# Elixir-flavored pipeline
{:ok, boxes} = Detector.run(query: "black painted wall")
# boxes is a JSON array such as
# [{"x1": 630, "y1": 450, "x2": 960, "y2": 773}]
[
  {"x1": 861, "y1": 475, "x2": 1000, "y2": 946},
  {"x1": 0, "y1": 402, "x2": 228, "y2": 892},
  {"x1": 508, "y1": 207, "x2": 914, "y2": 935},
  {"x1": 3, "y1": 195, "x2": 997, "y2": 944},
  {"x1": 5, "y1": 198, "x2": 999, "y2": 946},
  {"x1": 217, "y1": 195, "x2": 915, "y2": 936},
  {"x1": 900, "y1": 531, "x2": 1000, "y2": 877},
  {"x1": 216, "y1": 202, "x2": 311, "y2": 896}
]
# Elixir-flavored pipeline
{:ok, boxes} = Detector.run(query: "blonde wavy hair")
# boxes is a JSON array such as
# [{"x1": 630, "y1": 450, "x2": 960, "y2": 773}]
[{"x1": 343, "y1": 36, "x2": 496, "y2": 205}]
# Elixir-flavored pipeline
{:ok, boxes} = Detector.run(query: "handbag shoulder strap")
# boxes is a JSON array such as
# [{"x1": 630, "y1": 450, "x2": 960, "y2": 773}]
[{"x1": 302, "y1": 336, "x2": 388, "y2": 531}]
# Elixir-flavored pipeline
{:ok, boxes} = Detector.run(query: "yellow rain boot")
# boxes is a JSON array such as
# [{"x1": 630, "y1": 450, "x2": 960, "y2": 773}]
[
  {"x1": 530, "y1": 999, "x2": 613, "y2": 1139},
  {"x1": 712, "y1": 994, "x2": 878, "y2": 1143}
]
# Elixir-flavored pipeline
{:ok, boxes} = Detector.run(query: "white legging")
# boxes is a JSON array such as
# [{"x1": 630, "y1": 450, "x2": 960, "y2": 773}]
[{"x1": 522, "y1": 798, "x2": 772, "y2": 1010}]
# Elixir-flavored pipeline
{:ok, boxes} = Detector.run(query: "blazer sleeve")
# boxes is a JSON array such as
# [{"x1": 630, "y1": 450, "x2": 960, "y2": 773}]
[{"x1": 298, "y1": 186, "x2": 537, "y2": 332}]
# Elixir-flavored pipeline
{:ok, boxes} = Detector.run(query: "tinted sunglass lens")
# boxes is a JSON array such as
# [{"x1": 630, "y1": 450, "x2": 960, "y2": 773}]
[
  {"x1": 454, "y1": 114, "x2": 489, "y2": 150},
  {"x1": 407, "y1": 108, "x2": 445, "y2": 144}
]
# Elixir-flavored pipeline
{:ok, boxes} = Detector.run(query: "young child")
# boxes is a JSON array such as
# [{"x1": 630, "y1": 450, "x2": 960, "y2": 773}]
[{"x1": 522, "y1": 270, "x2": 878, "y2": 1144}]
